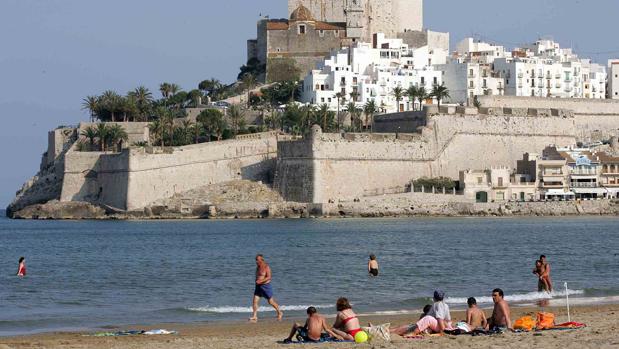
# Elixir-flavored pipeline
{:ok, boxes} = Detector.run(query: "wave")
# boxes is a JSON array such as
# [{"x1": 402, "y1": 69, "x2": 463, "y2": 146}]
[
  {"x1": 187, "y1": 304, "x2": 332, "y2": 314},
  {"x1": 445, "y1": 289, "x2": 584, "y2": 305}
]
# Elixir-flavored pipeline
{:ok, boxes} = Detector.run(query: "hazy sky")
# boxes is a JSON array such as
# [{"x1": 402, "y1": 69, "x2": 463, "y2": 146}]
[{"x1": 1, "y1": 0, "x2": 619, "y2": 207}]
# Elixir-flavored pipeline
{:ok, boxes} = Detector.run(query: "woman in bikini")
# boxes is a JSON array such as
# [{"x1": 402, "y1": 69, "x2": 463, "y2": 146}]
[
  {"x1": 17, "y1": 257, "x2": 26, "y2": 277},
  {"x1": 331, "y1": 297, "x2": 362, "y2": 341},
  {"x1": 533, "y1": 259, "x2": 550, "y2": 292}
]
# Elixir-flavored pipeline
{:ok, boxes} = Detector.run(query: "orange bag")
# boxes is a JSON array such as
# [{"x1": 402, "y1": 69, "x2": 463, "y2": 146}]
[
  {"x1": 536, "y1": 312, "x2": 555, "y2": 330},
  {"x1": 514, "y1": 316, "x2": 536, "y2": 331}
]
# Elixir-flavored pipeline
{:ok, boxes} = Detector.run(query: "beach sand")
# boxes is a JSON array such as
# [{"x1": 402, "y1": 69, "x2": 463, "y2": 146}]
[{"x1": 1, "y1": 304, "x2": 617, "y2": 349}]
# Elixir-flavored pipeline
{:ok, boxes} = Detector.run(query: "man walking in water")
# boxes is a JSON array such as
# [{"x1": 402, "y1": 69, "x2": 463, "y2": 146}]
[
  {"x1": 250, "y1": 254, "x2": 283, "y2": 322},
  {"x1": 540, "y1": 255, "x2": 553, "y2": 292}
]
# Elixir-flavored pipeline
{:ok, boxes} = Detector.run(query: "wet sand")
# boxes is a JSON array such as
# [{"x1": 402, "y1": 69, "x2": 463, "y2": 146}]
[{"x1": 1, "y1": 304, "x2": 617, "y2": 349}]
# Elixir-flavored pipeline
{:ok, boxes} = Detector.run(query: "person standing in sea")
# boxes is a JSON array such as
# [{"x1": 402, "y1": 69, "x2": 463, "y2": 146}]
[
  {"x1": 368, "y1": 254, "x2": 379, "y2": 277},
  {"x1": 16, "y1": 257, "x2": 26, "y2": 277},
  {"x1": 540, "y1": 255, "x2": 553, "y2": 292},
  {"x1": 250, "y1": 254, "x2": 283, "y2": 322}
]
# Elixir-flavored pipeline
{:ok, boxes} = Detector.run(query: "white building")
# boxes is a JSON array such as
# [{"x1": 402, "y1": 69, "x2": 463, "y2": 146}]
[
  {"x1": 444, "y1": 38, "x2": 607, "y2": 104},
  {"x1": 301, "y1": 33, "x2": 448, "y2": 113},
  {"x1": 610, "y1": 59, "x2": 619, "y2": 99}
]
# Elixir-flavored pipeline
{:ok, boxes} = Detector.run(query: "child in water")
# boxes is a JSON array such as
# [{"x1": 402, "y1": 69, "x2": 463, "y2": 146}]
[
  {"x1": 368, "y1": 255, "x2": 379, "y2": 277},
  {"x1": 17, "y1": 257, "x2": 26, "y2": 277}
]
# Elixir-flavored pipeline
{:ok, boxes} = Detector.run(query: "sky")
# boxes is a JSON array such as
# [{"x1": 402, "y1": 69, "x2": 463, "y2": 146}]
[{"x1": 1, "y1": 0, "x2": 619, "y2": 207}]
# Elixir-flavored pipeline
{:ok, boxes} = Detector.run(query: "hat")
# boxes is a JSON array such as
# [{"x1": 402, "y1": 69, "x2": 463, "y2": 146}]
[{"x1": 434, "y1": 290, "x2": 445, "y2": 301}]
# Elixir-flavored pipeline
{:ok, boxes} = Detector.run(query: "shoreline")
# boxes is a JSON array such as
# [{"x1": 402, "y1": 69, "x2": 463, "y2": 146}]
[{"x1": 1, "y1": 304, "x2": 617, "y2": 348}]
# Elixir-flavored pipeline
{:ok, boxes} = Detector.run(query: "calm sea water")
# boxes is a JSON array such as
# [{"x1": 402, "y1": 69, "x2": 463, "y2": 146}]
[{"x1": 1, "y1": 214, "x2": 618, "y2": 336}]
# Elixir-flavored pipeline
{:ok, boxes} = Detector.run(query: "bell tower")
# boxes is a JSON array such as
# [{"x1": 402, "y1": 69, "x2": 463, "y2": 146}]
[{"x1": 345, "y1": 0, "x2": 364, "y2": 39}]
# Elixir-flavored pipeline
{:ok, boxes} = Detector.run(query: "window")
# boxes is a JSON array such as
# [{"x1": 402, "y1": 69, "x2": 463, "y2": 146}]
[
  {"x1": 421, "y1": 77, "x2": 425, "y2": 85},
  {"x1": 433, "y1": 77, "x2": 438, "y2": 85},
  {"x1": 334, "y1": 30, "x2": 340, "y2": 36},
  {"x1": 321, "y1": 97, "x2": 325, "y2": 103},
  {"x1": 298, "y1": 24, "x2": 306, "y2": 35},
  {"x1": 498, "y1": 177, "x2": 503, "y2": 187},
  {"x1": 496, "y1": 192, "x2": 505, "y2": 200},
  {"x1": 477, "y1": 177, "x2": 483, "y2": 184},
  {"x1": 319, "y1": 30, "x2": 324, "y2": 37}
]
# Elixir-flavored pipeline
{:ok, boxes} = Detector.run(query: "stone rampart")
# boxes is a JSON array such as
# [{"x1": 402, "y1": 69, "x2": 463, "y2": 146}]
[
  {"x1": 275, "y1": 114, "x2": 580, "y2": 203},
  {"x1": 58, "y1": 133, "x2": 279, "y2": 211},
  {"x1": 478, "y1": 96, "x2": 619, "y2": 115}
]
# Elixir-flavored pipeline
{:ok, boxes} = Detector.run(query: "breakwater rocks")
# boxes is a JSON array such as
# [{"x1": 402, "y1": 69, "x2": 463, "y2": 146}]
[
  {"x1": 10, "y1": 198, "x2": 619, "y2": 220},
  {"x1": 11, "y1": 200, "x2": 107, "y2": 220}
]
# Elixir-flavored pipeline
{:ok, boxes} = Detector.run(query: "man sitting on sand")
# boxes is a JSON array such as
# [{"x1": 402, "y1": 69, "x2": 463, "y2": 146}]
[
  {"x1": 465, "y1": 297, "x2": 487, "y2": 331},
  {"x1": 283, "y1": 307, "x2": 342, "y2": 343},
  {"x1": 487, "y1": 288, "x2": 512, "y2": 331},
  {"x1": 391, "y1": 290, "x2": 453, "y2": 336}
]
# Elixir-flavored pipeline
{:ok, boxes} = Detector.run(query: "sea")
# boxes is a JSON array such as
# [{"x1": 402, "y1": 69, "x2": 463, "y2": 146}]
[{"x1": 1, "y1": 213, "x2": 618, "y2": 336}]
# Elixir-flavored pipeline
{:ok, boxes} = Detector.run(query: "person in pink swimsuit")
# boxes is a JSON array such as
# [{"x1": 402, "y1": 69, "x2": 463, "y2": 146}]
[{"x1": 17, "y1": 257, "x2": 26, "y2": 277}]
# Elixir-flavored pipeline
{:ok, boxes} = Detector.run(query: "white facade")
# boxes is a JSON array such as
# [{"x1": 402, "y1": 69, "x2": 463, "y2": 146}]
[
  {"x1": 610, "y1": 59, "x2": 619, "y2": 99},
  {"x1": 445, "y1": 38, "x2": 608, "y2": 103},
  {"x1": 301, "y1": 33, "x2": 448, "y2": 113}
]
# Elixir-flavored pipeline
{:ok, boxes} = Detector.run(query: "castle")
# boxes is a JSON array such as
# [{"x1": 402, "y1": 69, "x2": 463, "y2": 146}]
[{"x1": 247, "y1": 0, "x2": 446, "y2": 82}]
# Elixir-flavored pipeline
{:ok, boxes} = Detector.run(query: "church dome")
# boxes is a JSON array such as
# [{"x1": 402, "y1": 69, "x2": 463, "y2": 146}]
[{"x1": 290, "y1": 4, "x2": 315, "y2": 22}]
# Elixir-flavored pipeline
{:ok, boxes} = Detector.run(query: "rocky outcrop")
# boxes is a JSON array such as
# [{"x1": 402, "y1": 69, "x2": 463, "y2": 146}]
[{"x1": 12, "y1": 201, "x2": 107, "y2": 220}]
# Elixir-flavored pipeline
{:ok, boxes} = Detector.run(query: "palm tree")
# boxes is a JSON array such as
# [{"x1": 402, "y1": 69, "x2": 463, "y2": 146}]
[
  {"x1": 187, "y1": 89, "x2": 203, "y2": 107},
  {"x1": 335, "y1": 92, "x2": 345, "y2": 131},
  {"x1": 106, "y1": 124, "x2": 129, "y2": 152},
  {"x1": 159, "y1": 83, "x2": 172, "y2": 99},
  {"x1": 129, "y1": 86, "x2": 153, "y2": 121},
  {"x1": 416, "y1": 86, "x2": 429, "y2": 111},
  {"x1": 80, "y1": 126, "x2": 98, "y2": 151},
  {"x1": 228, "y1": 104, "x2": 246, "y2": 136},
  {"x1": 95, "y1": 123, "x2": 110, "y2": 151},
  {"x1": 149, "y1": 119, "x2": 164, "y2": 148},
  {"x1": 363, "y1": 100, "x2": 378, "y2": 132},
  {"x1": 315, "y1": 104, "x2": 332, "y2": 132},
  {"x1": 345, "y1": 102, "x2": 361, "y2": 131},
  {"x1": 82, "y1": 96, "x2": 99, "y2": 122},
  {"x1": 169, "y1": 83, "x2": 181, "y2": 97},
  {"x1": 349, "y1": 91, "x2": 360, "y2": 103},
  {"x1": 100, "y1": 90, "x2": 122, "y2": 122},
  {"x1": 405, "y1": 85, "x2": 419, "y2": 111},
  {"x1": 392, "y1": 86, "x2": 404, "y2": 113},
  {"x1": 241, "y1": 73, "x2": 257, "y2": 108},
  {"x1": 431, "y1": 84, "x2": 450, "y2": 108},
  {"x1": 198, "y1": 78, "x2": 222, "y2": 100}
]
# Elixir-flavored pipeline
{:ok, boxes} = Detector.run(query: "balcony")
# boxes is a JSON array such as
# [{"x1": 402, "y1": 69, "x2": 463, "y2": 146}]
[
  {"x1": 570, "y1": 182, "x2": 597, "y2": 188},
  {"x1": 517, "y1": 73, "x2": 524, "y2": 78},
  {"x1": 565, "y1": 77, "x2": 572, "y2": 82},
  {"x1": 541, "y1": 182, "x2": 564, "y2": 188},
  {"x1": 555, "y1": 74, "x2": 561, "y2": 79},
  {"x1": 565, "y1": 87, "x2": 573, "y2": 92},
  {"x1": 571, "y1": 169, "x2": 597, "y2": 175}
]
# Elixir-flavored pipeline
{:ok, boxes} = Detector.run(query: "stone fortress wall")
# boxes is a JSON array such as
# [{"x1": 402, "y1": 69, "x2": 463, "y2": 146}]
[
  {"x1": 8, "y1": 97, "x2": 619, "y2": 216},
  {"x1": 59, "y1": 132, "x2": 279, "y2": 211}
]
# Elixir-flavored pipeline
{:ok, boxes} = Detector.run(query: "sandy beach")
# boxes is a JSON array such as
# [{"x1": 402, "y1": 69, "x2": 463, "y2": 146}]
[{"x1": 0, "y1": 304, "x2": 617, "y2": 349}]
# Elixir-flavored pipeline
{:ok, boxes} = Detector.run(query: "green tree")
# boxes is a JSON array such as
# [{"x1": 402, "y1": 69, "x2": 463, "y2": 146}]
[
  {"x1": 241, "y1": 73, "x2": 257, "y2": 108},
  {"x1": 149, "y1": 119, "x2": 164, "y2": 148},
  {"x1": 82, "y1": 96, "x2": 99, "y2": 122},
  {"x1": 392, "y1": 86, "x2": 404, "y2": 113},
  {"x1": 238, "y1": 58, "x2": 266, "y2": 81},
  {"x1": 431, "y1": 83, "x2": 450, "y2": 108},
  {"x1": 315, "y1": 104, "x2": 335, "y2": 132},
  {"x1": 416, "y1": 86, "x2": 429, "y2": 111},
  {"x1": 99, "y1": 90, "x2": 123, "y2": 122},
  {"x1": 95, "y1": 123, "x2": 110, "y2": 151},
  {"x1": 266, "y1": 58, "x2": 300, "y2": 83},
  {"x1": 80, "y1": 126, "x2": 98, "y2": 151},
  {"x1": 345, "y1": 102, "x2": 362, "y2": 132},
  {"x1": 198, "y1": 78, "x2": 222, "y2": 100},
  {"x1": 106, "y1": 124, "x2": 129, "y2": 151},
  {"x1": 198, "y1": 108, "x2": 227, "y2": 141},
  {"x1": 406, "y1": 85, "x2": 419, "y2": 111},
  {"x1": 128, "y1": 86, "x2": 153, "y2": 121},
  {"x1": 159, "y1": 83, "x2": 172, "y2": 99},
  {"x1": 363, "y1": 100, "x2": 378, "y2": 132},
  {"x1": 187, "y1": 89, "x2": 203, "y2": 107},
  {"x1": 228, "y1": 104, "x2": 246, "y2": 136}
]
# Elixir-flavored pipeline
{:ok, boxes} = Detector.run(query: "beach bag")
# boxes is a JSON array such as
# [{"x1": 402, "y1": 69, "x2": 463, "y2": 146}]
[
  {"x1": 536, "y1": 312, "x2": 555, "y2": 330},
  {"x1": 514, "y1": 316, "x2": 536, "y2": 331},
  {"x1": 362, "y1": 323, "x2": 390, "y2": 342}
]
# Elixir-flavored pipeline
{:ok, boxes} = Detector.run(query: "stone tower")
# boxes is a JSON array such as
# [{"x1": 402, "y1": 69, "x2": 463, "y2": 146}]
[
  {"x1": 345, "y1": 0, "x2": 364, "y2": 39},
  {"x1": 287, "y1": 0, "x2": 423, "y2": 41}
]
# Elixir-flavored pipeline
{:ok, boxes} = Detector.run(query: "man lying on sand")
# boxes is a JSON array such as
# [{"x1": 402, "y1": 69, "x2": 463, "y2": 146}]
[
  {"x1": 487, "y1": 288, "x2": 512, "y2": 331},
  {"x1": 283, "y1": 307, "x2": 342, "y2": 343}
]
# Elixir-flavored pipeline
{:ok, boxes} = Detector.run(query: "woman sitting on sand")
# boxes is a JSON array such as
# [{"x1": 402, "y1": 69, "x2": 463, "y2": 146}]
[{"x1": 331, "y1": 298, "x2": 363, "y2": 341}]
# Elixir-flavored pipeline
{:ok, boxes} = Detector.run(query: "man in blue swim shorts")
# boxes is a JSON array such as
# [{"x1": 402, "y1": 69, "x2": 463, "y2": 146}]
[{"x1": 250, "y1": 254, "x2": 283, "y2": 322}]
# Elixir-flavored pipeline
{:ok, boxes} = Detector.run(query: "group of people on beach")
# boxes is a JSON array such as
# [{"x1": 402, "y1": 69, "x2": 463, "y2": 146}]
[{"x1": 249, "y1": 253, "x2": 554, "y2": 342}]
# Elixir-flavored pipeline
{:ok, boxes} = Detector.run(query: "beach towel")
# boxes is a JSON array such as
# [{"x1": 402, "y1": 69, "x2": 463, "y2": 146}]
[
  {"x1": 87, "y1": 329, "x2": 177, "y2": 337},
  {"x1": 514, "y1": 316, "x2": 536, "y2": 331},
  {"x1": 546, "y1": 322, "x2": 586, "y2": 331},
  {"x1": 536, "y1": 312, "x2": 555, "y2": 330},
  {"x1": 144, "y1": 329, "x2": 178, "y2": 335}
]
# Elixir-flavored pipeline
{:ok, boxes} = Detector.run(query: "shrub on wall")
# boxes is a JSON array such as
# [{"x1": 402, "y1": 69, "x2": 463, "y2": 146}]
[{"x1": 267, "y1": 58, "x2": 301, "y2": 83}]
